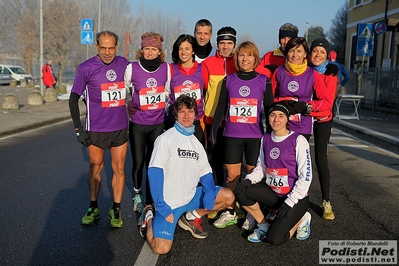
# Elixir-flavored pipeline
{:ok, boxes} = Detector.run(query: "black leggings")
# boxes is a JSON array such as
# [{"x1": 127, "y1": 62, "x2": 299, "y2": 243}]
[
  {"x1": 129, "y1": 122, "x2": 164, "y2": 203},
  {"x1": 236, "y1": 181, "x2": 309, "y2": 246},
  {"x1": 205, "y1": 123, "x2": 225, "y2": 186},
  {"x1": 313, "y1": 120, "x2": 332, "y2": 201}
]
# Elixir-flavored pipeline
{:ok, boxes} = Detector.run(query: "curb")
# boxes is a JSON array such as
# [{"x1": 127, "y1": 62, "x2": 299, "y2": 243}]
[
  {"x1": 333, "y1": 118, "x2": 399, "y2": 154},
  {"x1": 0, "y1": 116, "x2": 72, "y2": 138}
]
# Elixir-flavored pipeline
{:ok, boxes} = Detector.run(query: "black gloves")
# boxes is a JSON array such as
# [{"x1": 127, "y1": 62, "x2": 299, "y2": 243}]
[
  {"x1": 325, "y1": 63, "x2": 339, "y2": 76},
  {"x1": 75, "y1": 126, "x2": 92, "y2": 147},
  {"x1": 278, "y1": 100, "x2": 312, "y2": 116},
  {"x1": 287, "y1": 101, "x2": 307, "y2": 114},
  {"x1": 264, "y1": 64, "x2": 278, "y2": 74},
  {"x1": 276, "y1": 202, "x2": 291, "y2": 218},
  {"x1": 235, "y1": 179, "x2": 252, "y2": 194}
]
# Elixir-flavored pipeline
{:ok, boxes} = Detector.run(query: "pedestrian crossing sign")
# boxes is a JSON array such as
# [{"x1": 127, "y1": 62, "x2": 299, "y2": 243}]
[
  {"x1": 357, "y1": 23, "x2": 374, "y2": 57},
  {"x1": 81, "y1": 19, "x2": 93, "y2": 31},
  {"x1": 357, "y1": 23, "x2": 374, "y2": 40}
]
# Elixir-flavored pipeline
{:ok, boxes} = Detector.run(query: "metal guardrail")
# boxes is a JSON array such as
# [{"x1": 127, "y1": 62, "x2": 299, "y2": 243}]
[{"x1": 343, "y1": 67, "x2": 399, "y2": 113}]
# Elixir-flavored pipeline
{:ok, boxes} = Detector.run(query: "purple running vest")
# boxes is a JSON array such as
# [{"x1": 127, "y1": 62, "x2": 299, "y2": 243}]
[
  {"x1": 168, "y1": 63, "x2": 204, "y2": 121},
  {"x1": 72, "y1": 55, "x2": 129, "y2": 132},
  {"x1": 263, "y1": 133, "x2": 301, "y2": 197},
  {"x1": 223, "y1": 73, "x2": 267, "y2": 139},
  {"x1": 276, "y1": 66, "x2": 315, "y2": 135},
  {"x1": 130, "y1": 61, "x2": 168, "y2": 125}
]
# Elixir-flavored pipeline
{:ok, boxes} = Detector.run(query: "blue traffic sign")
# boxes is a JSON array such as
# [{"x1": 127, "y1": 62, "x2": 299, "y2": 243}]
[
  {"x1": 357, "y1": 40, "x2": 373, "y2": 57},
  {"x1": 81, "y1": 31, "x2": 94, "y2": 45},
  {"x1": 374, "y1": 22, "x2": 387, "y2": 35},
  {"x1": 81, "y1": 19, "x2": 93, "y2": 31},
  {"x1": 357, "y1": 23, "x2": 374, "y2": 57}
]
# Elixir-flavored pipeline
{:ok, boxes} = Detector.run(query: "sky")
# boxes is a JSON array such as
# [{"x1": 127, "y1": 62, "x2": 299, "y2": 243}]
[{"x1": 126, "y1": 0, "x2": 347, "y2": 55}]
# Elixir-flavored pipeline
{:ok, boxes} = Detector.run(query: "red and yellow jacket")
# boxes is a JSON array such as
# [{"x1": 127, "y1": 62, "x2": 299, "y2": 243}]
[{"x1": 202, "y1": 51, "x2": 237, "y2": 124}]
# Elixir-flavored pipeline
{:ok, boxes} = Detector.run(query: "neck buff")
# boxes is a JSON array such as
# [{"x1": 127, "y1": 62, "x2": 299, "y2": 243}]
[
  {"x1": 237, "y1": 70, "x2": 257, "y2": 80},
  {"x1": 196, "y1": 42, "x2": 213, "y2": 59},
  {"x1": 140, "y1": 56, "x2": 161, "y2": 72},
  {"x1": 285, "y1": 59, "x2": 308, "y2": 75},
  {"x1": 174, "y1": 121, "x2": 195, "y2": 136},
  {"x1": 309, "y1": 60, "x2": 328, "y2": 74}
]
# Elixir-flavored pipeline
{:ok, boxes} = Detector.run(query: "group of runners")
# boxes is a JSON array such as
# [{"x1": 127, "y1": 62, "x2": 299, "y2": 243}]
[{"x1": 69, "y1": 18, "x2": 339, "y2": 254}]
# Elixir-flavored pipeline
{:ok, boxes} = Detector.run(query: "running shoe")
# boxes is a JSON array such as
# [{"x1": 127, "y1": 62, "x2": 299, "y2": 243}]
[
  {"x1": 178, "y1": 215, "x2": 208, "y2": 239},
  {"x1": 266, "y1": 209, "x2": 277, "y2": 223},
  {"x1": 81, "y1": 207, "x2": 100, "y2": 225},
  {"x1": 322, "y1": 200, "x2": 335, "y2": 220},
  {"x1": 247, "y1": 224, "x2": 269, "y2": 243},
  {"x1": 296, "y1": 212, "x2": 311, "y2": 240},
  {"x1": 213, "y1": 210, "x2": 237, "y2": 228},
  {"x1": 133, "y1": 194, "x2": 144, "y2": 213},
  {"x1": 207, "y1": 211, "x2": 219, "y2": 219},
  {"x1": 108, "y1": 207, "x2": 123, "y2": 228},
  {"x1": 139, "y1": 205, "x2": 154, "y2": 238},
  {"x1": 241, "y1": 213, "x2": 256, "y2": 231}
]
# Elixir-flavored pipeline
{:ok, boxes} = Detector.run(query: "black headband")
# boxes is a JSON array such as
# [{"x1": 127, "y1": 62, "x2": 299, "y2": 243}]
[{"x1": 217, "y1": 33, "x2": 236, "y2": 44}]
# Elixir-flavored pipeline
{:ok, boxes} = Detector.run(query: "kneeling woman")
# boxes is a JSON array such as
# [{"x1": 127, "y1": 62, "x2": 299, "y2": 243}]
[{"x1": 235, "y1": 102, "x2": 312, "y2": 245}]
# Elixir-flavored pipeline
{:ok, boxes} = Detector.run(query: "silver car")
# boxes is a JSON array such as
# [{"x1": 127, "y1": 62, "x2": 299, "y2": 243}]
[{"x1": 0, "y1": 67, "x2": 13, "y2": 85}]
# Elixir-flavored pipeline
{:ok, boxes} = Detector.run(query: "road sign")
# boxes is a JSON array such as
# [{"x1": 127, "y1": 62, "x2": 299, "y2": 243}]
[
  {"x1": 81, "y1": 31, "x2": 94, "y2": 45},
  {"x1": 374, "y1": 22, "x2": 387, "y2": 35},
  {"x1": 357, "y1": 23, "x2": 374, "y2": 57},
  {"x1": 81, "y1": 19, "x2": 93, "y2": 31}
]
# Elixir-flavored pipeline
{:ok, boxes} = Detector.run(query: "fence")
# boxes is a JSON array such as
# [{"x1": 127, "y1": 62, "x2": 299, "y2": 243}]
[{"x1": 342, "y1": 67, "x2": 399, "y2": 115}]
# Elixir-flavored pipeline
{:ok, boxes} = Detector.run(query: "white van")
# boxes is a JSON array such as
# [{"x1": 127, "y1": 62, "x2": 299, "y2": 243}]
[{"x1": 0, "y1": 64, "x2": 33, "y2": 84}]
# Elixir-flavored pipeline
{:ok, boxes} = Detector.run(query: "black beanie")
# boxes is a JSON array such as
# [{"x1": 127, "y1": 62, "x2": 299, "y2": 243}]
[
  {"x1": 269, "y1": 102, "x2": 290, "y2": 118},
  {"x1": 278, "y1": 29, "x2": 298, "y2": 40},
  {"x1": 310, "y1": 38, "x2": 331, "y2": 57}
]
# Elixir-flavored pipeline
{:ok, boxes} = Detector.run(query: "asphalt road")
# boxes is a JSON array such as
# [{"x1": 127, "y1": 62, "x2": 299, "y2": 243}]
[{"x1": 0, "y1": 122, "x2": 398, "y2": 266}]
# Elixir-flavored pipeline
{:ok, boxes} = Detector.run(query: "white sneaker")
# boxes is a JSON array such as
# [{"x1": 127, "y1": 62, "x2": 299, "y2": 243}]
[
  {"x1": 296, "y1": 212, "x2": 311, "y2": 240},
  {"x1": 247, "y1": 223, "x2": 269, "y2": 243},
  {"x1": 213, "y1": 210, "x2": 237, "y2": 229},
  {"x1": 241, "y1": 213, "x2": 256, "y2": 231},
  {"x1": 133, "y1": 194, "x2": 144, "y2": 213}
]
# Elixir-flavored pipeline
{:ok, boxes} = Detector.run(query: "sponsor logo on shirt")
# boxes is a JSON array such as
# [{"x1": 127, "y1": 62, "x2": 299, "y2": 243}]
[{"x1": 177, "y1": 148, "x2": 199, "y2": 160}]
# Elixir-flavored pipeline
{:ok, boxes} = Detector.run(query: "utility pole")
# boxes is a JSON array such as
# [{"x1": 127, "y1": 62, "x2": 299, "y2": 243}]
[{"x1": 40, "y1": 0, "x2": 43, "y2": 96}]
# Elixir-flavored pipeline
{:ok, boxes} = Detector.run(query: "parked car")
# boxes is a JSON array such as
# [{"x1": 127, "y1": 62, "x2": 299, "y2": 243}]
[
  {"x1": 0, "y1": 64, "x2": 33, "y2": 84},
  {"x1": 0, "y1": 67, "x2": 13, "y2": 85}
]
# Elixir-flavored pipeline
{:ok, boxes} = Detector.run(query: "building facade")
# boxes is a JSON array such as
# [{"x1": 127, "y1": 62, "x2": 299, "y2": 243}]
[{"x1": 346, "y1": 0, "x2": 399, "y2": 69}]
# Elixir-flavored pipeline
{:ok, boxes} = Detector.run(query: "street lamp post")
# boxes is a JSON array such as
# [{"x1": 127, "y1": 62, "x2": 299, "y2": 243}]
[{"x1": 306, "y1": 21, "x2": 309, "y2": 42}]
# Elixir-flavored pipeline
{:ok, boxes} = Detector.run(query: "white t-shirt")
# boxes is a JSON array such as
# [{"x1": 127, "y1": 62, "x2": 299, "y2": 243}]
[{"x1": 149, "y1": 126, "x2": 212, "y2": 209}]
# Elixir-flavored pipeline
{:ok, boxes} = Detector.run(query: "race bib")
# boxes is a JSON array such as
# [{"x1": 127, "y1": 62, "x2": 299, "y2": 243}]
[
  {"x1": 139, "y1": 86, "x2": 166, "y2": 110},
  {"x1": 174, "y1": 83, "x2": 201, "y2": 104},
  {"x1": 229, "y1": 98, "x2": 257, "y2": 124},
  {"x1": 266, "y1": 167, "x2": 290, "y2": 195},
  {"x1": 101, "y1": 81, "x2": 126, "y2": 108}
]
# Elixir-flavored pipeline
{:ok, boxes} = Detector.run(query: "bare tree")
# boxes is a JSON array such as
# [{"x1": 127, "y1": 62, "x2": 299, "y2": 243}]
[
  {"x1": 129, "y1": 3, "x2": 185, "y2": 62},
  {"x1": 16, "y1": 7, "x2": 40, "y2": 75},
  {"x1": 307, "y1": 26, "x2": 326, "y2": 46},
  {"x1": 328, "y1": 0, "x2": 349, "y2": 63},
  {"x1": 43, "y1": 0, "x2": 80, "y2": 84},
  {"x1": 0, "y1": 0, "x2": 37, "y2": 67}
]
